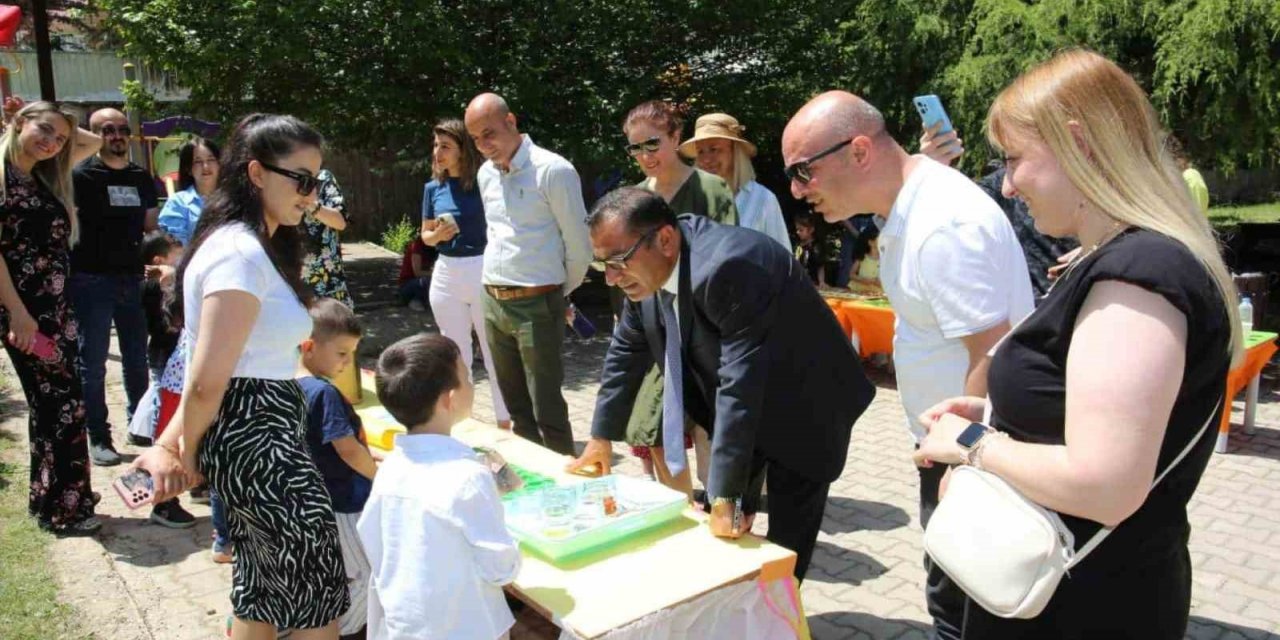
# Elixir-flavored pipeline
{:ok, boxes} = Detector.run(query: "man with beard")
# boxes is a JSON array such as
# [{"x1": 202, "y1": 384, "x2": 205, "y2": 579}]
[{"x1": 69, "y1": 109, "x2": 161, "y2": 470}]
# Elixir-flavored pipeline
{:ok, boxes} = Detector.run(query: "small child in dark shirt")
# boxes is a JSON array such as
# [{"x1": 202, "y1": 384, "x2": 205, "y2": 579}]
[
  {"x1": 793, "y1": 213, "x2": 826, "y2": 286},
  {"x1": 140, "y1": 230, "x2": 183, "y2": 376},
  {"x1": 299, "y1": 298, "x2": 377, "y2": 637}
]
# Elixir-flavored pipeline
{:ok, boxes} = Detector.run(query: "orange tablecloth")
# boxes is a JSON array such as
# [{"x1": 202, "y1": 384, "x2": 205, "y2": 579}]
[
  {"x1": 824, "y1": 296, "x2": 896, "y2": 357},
  {"x1": 1218, "y1": 331, "x2": 1278, "y2": 451}
]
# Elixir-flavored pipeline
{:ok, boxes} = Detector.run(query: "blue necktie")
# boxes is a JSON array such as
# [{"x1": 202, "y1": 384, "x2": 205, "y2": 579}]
[{"x1": 659, "y1": 291, "x2": 686, "y2": 476}]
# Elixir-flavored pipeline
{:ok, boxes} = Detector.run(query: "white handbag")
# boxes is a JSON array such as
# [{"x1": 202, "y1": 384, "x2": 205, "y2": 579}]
[{"x1": 923, "y1": 397, "x2": 1221, "y2": 619}]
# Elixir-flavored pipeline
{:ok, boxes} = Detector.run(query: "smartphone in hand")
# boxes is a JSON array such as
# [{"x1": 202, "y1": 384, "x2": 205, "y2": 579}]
[
  {"x1": 113, "y1": 469, "x2": 155, "y2": 510},
  {"x1": 913, "y1": 94, "x2": 954, "y2": 135},
  {"x1": 6, "y1": 331, "x2": 57, "y2": 361}
]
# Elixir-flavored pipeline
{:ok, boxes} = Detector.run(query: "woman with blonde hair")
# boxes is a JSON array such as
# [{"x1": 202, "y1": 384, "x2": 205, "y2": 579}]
[
  {"x1": 914, "y1": 49, "x2": 1240, "y2": 638},
  {"x1": 682, "y1": 112, "x2": 791, "y2": 249},
  {"x1": 0, "y1": 98, "x2": 103, "y2": 534},
  {"x1": 421, "y1": 117, "x2": 510, "y2": 429}
]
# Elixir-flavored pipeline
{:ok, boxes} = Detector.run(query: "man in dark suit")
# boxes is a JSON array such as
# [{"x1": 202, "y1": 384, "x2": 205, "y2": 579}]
[{"x1": 567, "y1": 187, "x2": 875, "y2": 579}]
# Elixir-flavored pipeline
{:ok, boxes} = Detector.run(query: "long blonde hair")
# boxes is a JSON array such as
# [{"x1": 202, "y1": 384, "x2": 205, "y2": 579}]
[
  {"x1": 987, "y1": 48, "x2": 1242, "y2": 362},
  {"x1": 724, "y1": 143, "x2": 757, "y2": 195},
  {"x1": 1, "y1": 101, "x2": 80, "y2": 245}
]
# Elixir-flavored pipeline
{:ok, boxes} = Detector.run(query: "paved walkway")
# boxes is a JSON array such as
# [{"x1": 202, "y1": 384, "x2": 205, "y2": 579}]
[{"x1": 9, "y1": 243, "x2": 1280, "y2": 639}]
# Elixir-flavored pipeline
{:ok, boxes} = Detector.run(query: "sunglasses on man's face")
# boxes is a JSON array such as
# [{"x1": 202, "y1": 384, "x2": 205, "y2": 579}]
[
  {"x1": 260, "y1": 163, "x2": 320, "y2": 196},
  {"x1": 590, "y1": 227, "x2": 661, "y2": 272},
  {"x1": 625, "y1": 136, "x2": 662, "y2": 157},
  {"x1": 99, "y1": 125, "x2": 132, "y2": 138},
  {"x1": 784, "y1": 138, "x2": 853, "y2": 185}
]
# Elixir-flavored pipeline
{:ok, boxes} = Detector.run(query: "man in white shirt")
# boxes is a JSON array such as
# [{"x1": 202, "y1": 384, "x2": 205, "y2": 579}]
[
  {"x1": 783, "y1": 91, "x2": 1033, "y2": 639},
  {"x1": 465, "y1": 93, "x2": 592, "y2": 455}
]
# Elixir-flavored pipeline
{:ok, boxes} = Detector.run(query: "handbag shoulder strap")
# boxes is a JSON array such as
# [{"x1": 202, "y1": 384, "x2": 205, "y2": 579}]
[{"x1": 1067, "y1": 395, "x2": 1223, "y2": 568}]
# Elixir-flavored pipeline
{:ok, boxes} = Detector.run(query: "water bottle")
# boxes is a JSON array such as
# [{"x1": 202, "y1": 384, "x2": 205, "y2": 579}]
[{"x1": 1240, "y1": 296, "x2": 1254, "y2": 336}]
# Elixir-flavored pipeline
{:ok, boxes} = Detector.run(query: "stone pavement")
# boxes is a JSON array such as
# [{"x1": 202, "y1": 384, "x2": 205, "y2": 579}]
[{"x1": 15, "y1": 242, "x2": 1280, "y2": 639}]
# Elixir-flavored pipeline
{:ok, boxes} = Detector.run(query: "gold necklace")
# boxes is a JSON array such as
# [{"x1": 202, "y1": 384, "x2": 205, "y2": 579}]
[{"x1": 1048, "y1": 222, "x2": 1129, "y2": 293}]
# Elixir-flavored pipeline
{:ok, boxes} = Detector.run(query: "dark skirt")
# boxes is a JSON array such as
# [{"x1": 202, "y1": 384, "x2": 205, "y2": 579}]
[{"x1": 198, "y1": 377, "x2": 349, "y2": 629}]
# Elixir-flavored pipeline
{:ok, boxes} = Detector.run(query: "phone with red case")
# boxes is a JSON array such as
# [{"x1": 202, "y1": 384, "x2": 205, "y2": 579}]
[
  {"x1": 112, "y1": 469, "x2": 155, "y2": 510},
  {"x1": 30, "y1": 332, "x2": 56, "y2": 360},
  {"x1": 5, "y1": 331, "x2": 57, "y2": 360}
]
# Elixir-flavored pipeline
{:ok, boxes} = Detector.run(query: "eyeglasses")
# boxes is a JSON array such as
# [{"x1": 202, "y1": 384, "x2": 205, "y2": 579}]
[
  {"x1": 99, "y1": 125, "x2": 132, "y2": 137},
  {"x1": 783, "y1": 138, "x2": 852, "y2": 185},
  {"x1": 625, "y1": 136, "x2": 662, "y2": 156},
  {"x1": 591, "y1": 227, "x2": 661, "y2": 271},
  {"x1": 260, "y1": 163, "x2": 320, "y2": 196}
]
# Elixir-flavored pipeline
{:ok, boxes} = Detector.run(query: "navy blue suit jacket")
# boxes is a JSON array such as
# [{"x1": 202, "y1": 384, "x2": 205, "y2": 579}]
[{"x1": 591, "y1": 215, "x2": 875, "y2": 498}]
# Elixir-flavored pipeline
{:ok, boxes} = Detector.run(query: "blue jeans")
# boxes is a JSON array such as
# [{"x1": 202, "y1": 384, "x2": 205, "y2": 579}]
[
  {"x1": 397, "y1": 276, "x2": 429, "y2": 306},
  {"x1": 210, "y1": 489, "x2": 229, "y2": 546},
  {"x1": 69, "y1": 272, "x2": 150, "y2": 443}
]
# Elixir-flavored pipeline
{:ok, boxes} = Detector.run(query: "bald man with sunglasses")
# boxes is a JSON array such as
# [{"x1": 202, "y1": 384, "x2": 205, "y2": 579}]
[
  {"x1": 70, "y1": 108, "x2": 164, "y2": 470},
  {"x1": 783, "y1": 92, "x2": 1033, "y2": 639}
]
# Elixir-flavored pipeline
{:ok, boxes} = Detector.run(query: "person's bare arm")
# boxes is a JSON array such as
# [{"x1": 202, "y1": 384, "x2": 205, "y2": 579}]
[
  {"x1": 332, "y1": 435, "x2": 378, "y2": 480},
  {"x1": 959, "y1": 320, "x2": 1011, "y2": 397},
  {"x1": 0, "y1": 246, "x2": 38, "y2": 352},
  {"x1": 175, "y1": 291, "x2": 261, "y2": 482},
  {"x1": 144, "y1": 207, "x2": 160, "y2": 232},
  {"x1": 420, "y1": 218, "x2": 457, "y2": 246},
  {"x1": 70, "y1": 127, "x2": 102, "y2": 166},
  {"x1": 311, "y1": 206, "x2": 347, "y2": 231},
  {"x1": 916, "y1": 281, "x2": 1187, "y2": 526}
]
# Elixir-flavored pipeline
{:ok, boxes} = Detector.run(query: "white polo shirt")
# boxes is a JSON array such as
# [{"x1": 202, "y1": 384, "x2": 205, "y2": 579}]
[{"x1": 878, "y1": 157, "x2": 1034, "y2": 440}]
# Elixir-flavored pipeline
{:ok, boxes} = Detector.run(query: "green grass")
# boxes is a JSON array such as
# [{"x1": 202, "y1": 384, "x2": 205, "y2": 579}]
[
  {"x1": 0, "y1": 376, "x2": 84, "y2": 639},
  {"x1": 1208, "y1": 201, "x2": 1280, "y2": 231}
]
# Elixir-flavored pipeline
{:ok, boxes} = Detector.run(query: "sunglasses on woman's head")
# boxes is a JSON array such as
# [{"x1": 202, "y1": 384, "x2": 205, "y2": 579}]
[
  {"x1": 625, "y1": 136, "x2": 662, "y2": 156},
  {"x1": 260, "y1": 163, "x2": 320, "y2": 196}
]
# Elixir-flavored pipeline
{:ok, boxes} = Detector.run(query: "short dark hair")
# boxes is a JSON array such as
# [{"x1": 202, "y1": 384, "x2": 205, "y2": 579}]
[
  {"x1": 141, "y1": 230, "x2": 181, "y2": 265},
  {"x1": 794, "y1": 212, "x2": 817, "y2": 229},
  {"x1": 587, "y1": 187, "x2": 679, "y2": 237},
  {"x1": 308, "y1": 297, "x2": 362, "y2": 342},
  {"x1": 375, "y1": 333, "x2": 462, "y2": 428}
]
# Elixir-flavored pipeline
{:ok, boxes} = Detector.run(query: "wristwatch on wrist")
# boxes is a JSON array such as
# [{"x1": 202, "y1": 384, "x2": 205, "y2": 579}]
[
  {"x1": 710, "y1": 496, "x2": 743, "y2": 533},
  {"x1": 956, "y1": 422, "x2": 994, "y2": 467}
]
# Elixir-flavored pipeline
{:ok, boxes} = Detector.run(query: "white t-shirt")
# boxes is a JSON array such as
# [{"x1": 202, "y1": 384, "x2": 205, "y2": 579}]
[
  {"x1": 878, "y1": 157, "x2": 1034, "y2": 439},
  {"x1": 735, "y1": 180, "x2": 792, "y2": 250},
  {"x1": 358, "y1": 434, "x2": 520, "y2": 640},
  {"x1": 182, "y1": 223, "x2": 312, "y2": 380}
]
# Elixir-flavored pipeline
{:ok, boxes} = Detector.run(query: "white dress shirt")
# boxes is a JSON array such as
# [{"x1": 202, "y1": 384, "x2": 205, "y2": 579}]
[
  {"x1": 734, "y1": 180, "x2": 791, "y2": 251},
  {"x1": 357, "y1": 433, "x2": 521, "y2": 640},
  {"x1": 478, "y1": 135, "x2": 592, "y2": 296}
]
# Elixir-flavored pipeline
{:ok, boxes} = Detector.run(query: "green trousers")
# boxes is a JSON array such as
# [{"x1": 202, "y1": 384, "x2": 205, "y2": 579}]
[{"x1": 483, "y1": 290, "x2": 574, "y2": 455}]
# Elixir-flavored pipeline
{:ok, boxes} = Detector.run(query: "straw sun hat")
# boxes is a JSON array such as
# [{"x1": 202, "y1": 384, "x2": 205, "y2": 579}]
[{"x1": 678, "y1": 113, "x2": 757, "y2": 159}]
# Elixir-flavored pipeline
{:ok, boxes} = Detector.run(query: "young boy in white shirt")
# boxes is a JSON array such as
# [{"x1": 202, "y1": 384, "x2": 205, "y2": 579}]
[{"x1": 358, "y1": 333, "x2": 522, "y2": 640}]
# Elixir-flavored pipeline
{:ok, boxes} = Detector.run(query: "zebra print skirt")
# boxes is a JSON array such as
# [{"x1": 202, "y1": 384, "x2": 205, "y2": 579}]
[{"x1": 198, "y1": 377, "x2": 350, "y2": 629}]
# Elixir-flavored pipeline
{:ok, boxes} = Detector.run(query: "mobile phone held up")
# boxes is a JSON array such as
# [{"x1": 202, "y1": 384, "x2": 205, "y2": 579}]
[
  {"x1": 113, "y1": 469, "x2": 155, "y2": 510},
  {"x1": 913, "y1": 94, "x2": 954, "y2": 136}
]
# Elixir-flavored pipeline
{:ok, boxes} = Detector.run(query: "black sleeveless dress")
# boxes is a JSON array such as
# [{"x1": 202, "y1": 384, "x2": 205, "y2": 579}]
[{"x1": 966, "y1": 229, "x2": 1231, "y2": 639}]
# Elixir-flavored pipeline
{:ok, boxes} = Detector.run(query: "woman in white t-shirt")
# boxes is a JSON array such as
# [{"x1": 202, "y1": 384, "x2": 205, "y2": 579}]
[{"x1": 130, "y1": 114, "x2": 347, "y2": 639}]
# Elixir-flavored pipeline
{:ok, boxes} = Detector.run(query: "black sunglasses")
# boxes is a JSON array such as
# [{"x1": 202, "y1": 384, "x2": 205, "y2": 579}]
[
  {"x1": 625, "y1": 136, "x2": 662, "y2": 156},
  {"x1": 591, "y1": 227, "x2": 661, "y2": 271},
  {"x1": 784, "y1": 138, "x2": 852, "y2": 185},
  {"x1": 99, "y1": 124, "x2": 132, "y2": 137},
  {"x1": 260, "y1": 163, "x2": 320, "y2": 196}
]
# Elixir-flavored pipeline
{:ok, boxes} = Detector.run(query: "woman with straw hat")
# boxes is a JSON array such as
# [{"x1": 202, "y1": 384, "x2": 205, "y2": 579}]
[{"x1": 683, "y1": 113, "x2": 791, "y2": 249}]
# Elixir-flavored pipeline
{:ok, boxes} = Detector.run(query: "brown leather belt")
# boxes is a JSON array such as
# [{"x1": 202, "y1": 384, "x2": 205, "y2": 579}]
[{"x1": 484, "y1": 283, "x2": 561, "y2": 301}]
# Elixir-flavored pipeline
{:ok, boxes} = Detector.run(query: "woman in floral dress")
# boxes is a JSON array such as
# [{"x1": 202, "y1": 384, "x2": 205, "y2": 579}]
[
  {"x1": 0, "y1": 99, "x2": 103, "y2": 534},
  {"x1": 300, "y1": 169, "x2": 352, "y2": 307}
]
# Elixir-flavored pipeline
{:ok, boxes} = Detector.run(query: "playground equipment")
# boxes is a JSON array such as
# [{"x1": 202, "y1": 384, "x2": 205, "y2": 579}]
[
  {"x1": 140, "y1": 115, "x2": 220, "y2": 196},
  {"x1": 0, "y1": 5, "x2": 22, "y2": 100}
]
